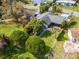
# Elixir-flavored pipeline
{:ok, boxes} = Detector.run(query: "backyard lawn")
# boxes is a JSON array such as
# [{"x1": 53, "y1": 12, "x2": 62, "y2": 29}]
[
  {"x1": 53, "y1": 41, "x2": 64, "y2": 59},
  {"x1": 0, "y1": 23, "x2": 24, "y2": 36},
  {"x1": 71, "y1": 16, "x2": 79, "y2": 28}
]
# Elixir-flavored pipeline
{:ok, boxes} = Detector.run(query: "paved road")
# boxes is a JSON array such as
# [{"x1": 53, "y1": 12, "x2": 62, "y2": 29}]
[{"x1": 62, "y1": 9, "x2": 79, "y2": 17}]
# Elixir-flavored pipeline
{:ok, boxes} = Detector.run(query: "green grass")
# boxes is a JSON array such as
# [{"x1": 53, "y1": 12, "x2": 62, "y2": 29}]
[
  {"x1": 25, "y1": 8, "x2": 38, "y2": 11},
  {"x1": 71, "y1": 16, "x2": 79, "y2": 28},
  {"x1": 53, "y1": 41, "x2": 64, "y2": 59},
  {"x1": 61, "y1": 6, "x2": 79, "y2": 12},
  {"x1": 0, "y1": 24, "x2": 24, "y2": 36},
  {"x1": 43, "y1": 34, "x2": 57, "y2": 48}
]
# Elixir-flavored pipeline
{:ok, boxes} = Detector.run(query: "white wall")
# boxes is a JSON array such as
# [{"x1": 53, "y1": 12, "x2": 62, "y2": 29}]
[{"x1": 68, "y1": 30, "x2": 74, "y2": 41}]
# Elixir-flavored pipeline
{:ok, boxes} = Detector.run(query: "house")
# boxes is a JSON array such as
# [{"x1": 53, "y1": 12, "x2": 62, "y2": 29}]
[
  {"x1": 63, "y1": 28, "x2": 79, "y2": 53},
  {"x1": 56, "y1": 0, "x2": 76, "y2": 6},
  {"x1": 36, "y1": 12, "x2": 69, "y2": 28}
]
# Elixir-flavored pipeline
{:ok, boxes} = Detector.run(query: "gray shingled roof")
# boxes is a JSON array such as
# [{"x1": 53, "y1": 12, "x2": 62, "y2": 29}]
[
  {"x1": 36, "y1": 12, "x2": 50, "y2": 19},
  {"x1": 37, "y1": 12, "x2": 67, "y2": 25},
  {"x1": 48, "y1": 14, "x2": 66, "y2": 24}
]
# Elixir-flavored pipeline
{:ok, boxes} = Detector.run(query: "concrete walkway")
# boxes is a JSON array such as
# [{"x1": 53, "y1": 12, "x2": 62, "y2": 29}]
[{"x1": 62, "y1": 9, "x2": 79, "y2": 17}]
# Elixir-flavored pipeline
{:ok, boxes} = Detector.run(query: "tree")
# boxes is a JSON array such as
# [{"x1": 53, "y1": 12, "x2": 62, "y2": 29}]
[
  {"x1": 12, "y1": 1, "x2": 24, "y2": 22},
  {"x1": 0, "y1": 0, "x2": 2, "y2": 18},
  {"x1": 25, "y1": 17, "x2": 44, "y2": 35},
  {"x1": 47, "y1": 1, "x2": 53, "y2": 6},
  {"x1": 0, "y1": 0, "x2": 1, "y2": 5},
  {"x1": 61, "y1": 16, "x2": 77, "y2": 31},
  {"x1": 25, "y1": 36, "x2": 50, "y2": 58},
  {"x1": 57, "y1": 16, "x2": 76, "y2": 41},
  {"x1": 10, "y1": 30, "x2": 29, "y2": 47},
  {"x1": 12, "y1": 52, "x2": 37, "y2": 59},
  {"x1": 39, "y1": 3, "x2": 50, "y2": 14},
  {"x1": 1, "y1": 0, "x2": 24, "y2": 20},
  {"x1": 53, "y1": 0, "x2": 57, "y2": 3},
  {"x1": 20, "y1": 0, "x2": 32, "y2": 4},
  {"x1": 3, "y1": 30, "x2": 29, "y2": 58},
  {"x1": 52, "y1": 3, "x2": 62, "y2": 15},
  {"x1": 61, "y1": 21, "x2": 69, "y2": 30},
  {"x1": 75, "y1": 0, "x2": 79, "y2": 3},
  {"x1": 0, "y1": 8, "x2": 2, "y2": 18}
]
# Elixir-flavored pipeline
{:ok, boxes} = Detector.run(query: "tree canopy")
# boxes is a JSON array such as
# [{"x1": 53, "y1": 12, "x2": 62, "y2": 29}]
[
  {"x1": 25, "y1": 36, "x2": 50, "y2": 58},
  {"x1": 25, "y1": 17, "x2": 44, "y2": 35},
  {"x1": 20, "y1": 0, "x2": 32, "y2": 3},
  {"x1": 52, "y1": 3, "x2": 62, "y2": 14},
  {"x1": 11, "y1": 52, "x2": 37, "y2": 59},
  {"x1": 10, "y1": 30, "x2": 29, "y2": 46},
  {"x1": 39, "y1": 3, "x2": 50, "y2": 13}
]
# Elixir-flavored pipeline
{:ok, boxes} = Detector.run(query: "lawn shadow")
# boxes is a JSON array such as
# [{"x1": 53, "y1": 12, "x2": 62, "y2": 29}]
[
  {"x1": 69, "y1": 21, "x2": 77, "y2": 28},
  {"x1": 57, "y1": 31, "x2": 68, "y2": 41}
]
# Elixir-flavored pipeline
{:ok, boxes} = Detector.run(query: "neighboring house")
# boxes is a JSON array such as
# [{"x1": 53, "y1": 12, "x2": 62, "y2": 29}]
[
  {"x1": 36, "y1": 12, "x2": 69, "y2": 28},
  {"x1": 64, "y1": 28, "x2": 79, "y2": 53},
  {"x1": 56, "y1": 0, "x2": 76, "y2": 6}
]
